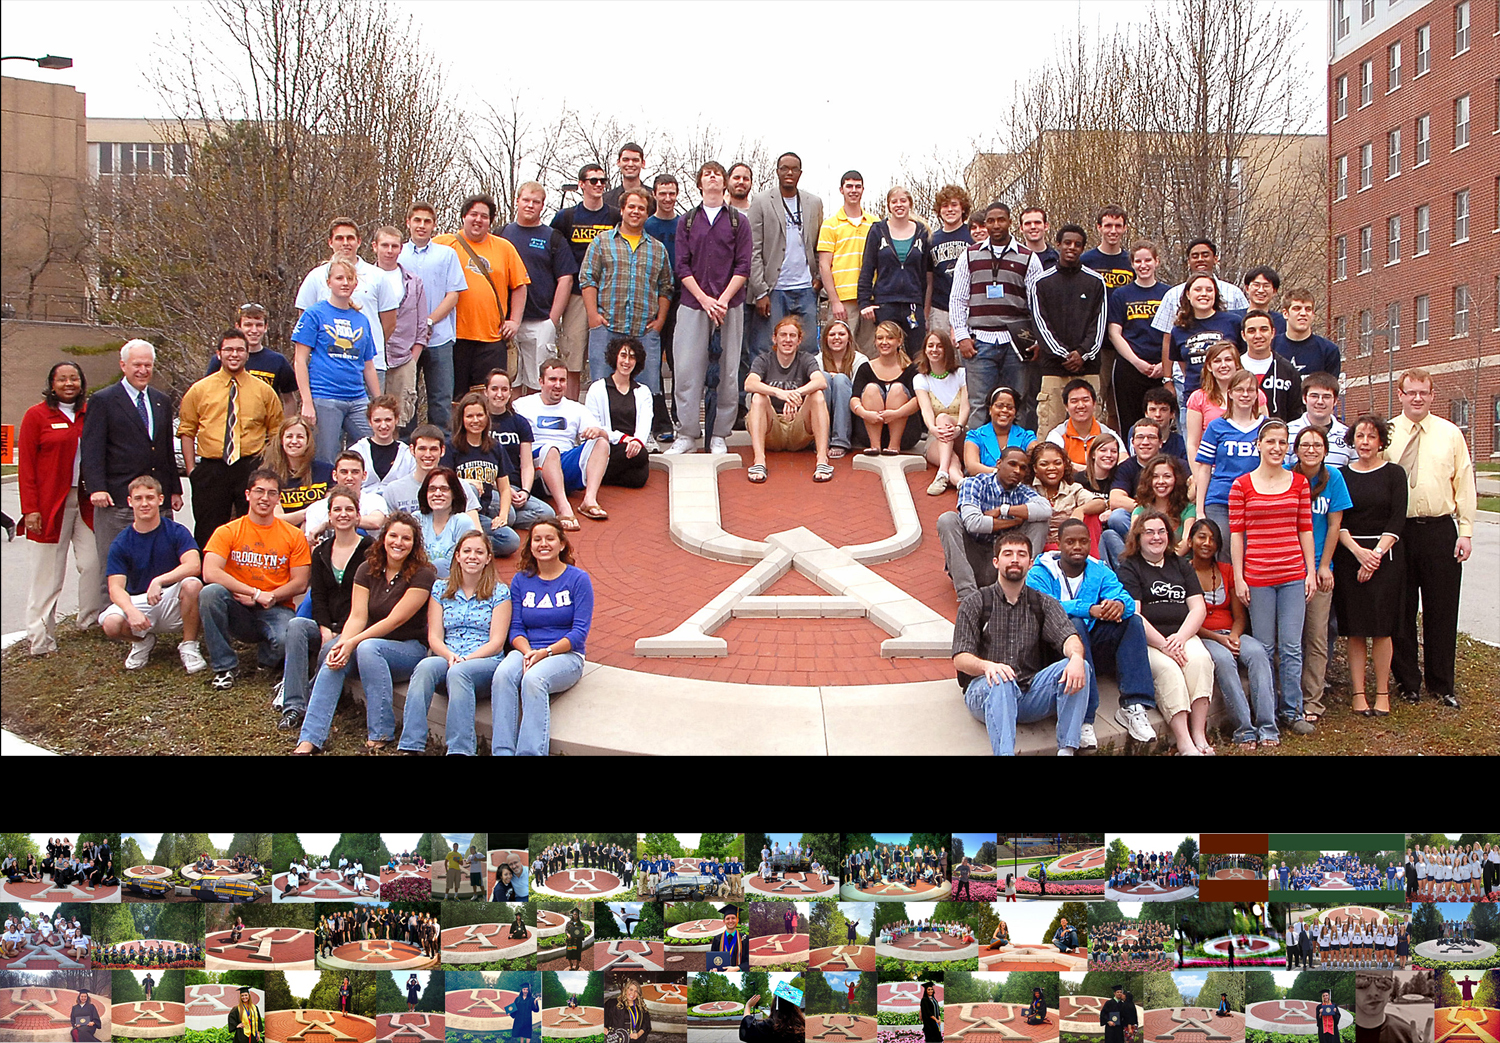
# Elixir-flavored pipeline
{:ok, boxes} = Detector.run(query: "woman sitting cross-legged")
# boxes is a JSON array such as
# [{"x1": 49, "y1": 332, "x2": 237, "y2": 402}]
[
  {"x1": 295, "y1": 511, "x2": 437, "y2": 754},
  {"x1": 491, "y1": 518, "x2": 594, "y2": 756},
  {"x1": 399, "y1": 529, "x2": 512, "y2": 755},
  {"x1": 583, "y1": 336, "x2": 654, "y2": 489},
  {"x1": 912, "y1": 329, "x2": 969, "y2": 493},
  {"x1": 816, "y1": 319, "x2": 869, "y2": 459},
  {"x1": 852, "y1": 320, "x2": 925, "y2": 454}
]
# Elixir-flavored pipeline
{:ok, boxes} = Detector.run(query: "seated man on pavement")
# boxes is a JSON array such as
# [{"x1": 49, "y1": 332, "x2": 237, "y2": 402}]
[
  {"x1": 938, "y1": 445, "x2": 1051, "y2": 601},
  {"x1": 743, "y1": 315, "x2": 834, "y2": 484}
]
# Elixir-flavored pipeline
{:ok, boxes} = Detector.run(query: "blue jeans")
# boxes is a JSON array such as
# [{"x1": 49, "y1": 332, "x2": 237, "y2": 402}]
[
  {"x1": 964, "y1": 341, "x2": 1038, "y2": 432},
  {"x1": 1105, "y1": 508, "x2": 1133, "y2": 538},
  {"x1": 510, "y1": 494, "x2": 556, "y2": 529},
  {"x1": 1247, "y1": 581, "x2": 1307, "y2": 723},
  {"x1": 588, "y1": 326, "x2": 662, "y2": 393},
  {"x1": 1073, "y1": 615, "x2": 1155, "y2": 724},
  {"x1": 823, "y1": 371, "x2": 855, "y2": 449},
  {"x1": 281, "y1": 615, "x2": 333, "y2": 714},
  {"x1": 312, "y1": 397, "x2": 373, "y2": 463},
  {"x1": 399, "y1": 654, "x2": 502, "y2": 755},
  {"x1": 491, "y1": 648, "x2": 585, "y2": 756},
  {"x1": 299, "y1": 637, "x2": 427, "y2": 746},
  {"x1": 962, "y1": 657, "x2": 1090, "y2": 755},
  {"x1": 1099, "y1": 529, "x2": 1126, "y2": 571},
  {"x1": 407, "y1": 339, "x2": 454, "y2": 438},
  {"x1": 1204, "y1": 502, "x2": 1231, "y2": 563},
  {"x1": 1201, "y1": 634, "x2": 1278, "y2": 743},
  {"x1": 199, "y1": 584, "x2": 296, "y2": 672},
  {"x1": 763, "y1": 287, "x2": 818, "y2": 355}
]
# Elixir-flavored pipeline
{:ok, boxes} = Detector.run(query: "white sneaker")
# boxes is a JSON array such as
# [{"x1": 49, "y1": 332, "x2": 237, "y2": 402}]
[
  {"x1": 1114, "y1": 703, "x2": 1157, "y2": 742},
  {"x1": 125, "y1": 632, "x2": 157, "y2": 670},
  {"x1": 664, "y1": 437, "x2": 697, "y2": 455},
  {"x1": 645, "y1": 436, "x2": 661, "y2": 453},
  {"x1": 1056, "y1": 747, "x2": 1075, "y2": 756},
  {"x1": 709, "y1": 437, "x2": 728, "y2": 455},
  {"x1": 1078, "y1": 722, "x2": 1098, "y2": 749},
  {"x1": 178, "y1": 639, "x2": 207, "y2": 674}
]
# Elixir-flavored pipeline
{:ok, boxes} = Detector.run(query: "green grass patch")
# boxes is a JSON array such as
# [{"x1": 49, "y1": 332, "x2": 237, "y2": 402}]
[
  {"x1": 1478, "y1": 496, "x2": 1500, "y2": 513},
  {"x1": 1247, "y1": 1027, "x2": 1356, "y2": 1043},
  {"x1": 877, "y1": 1013, "x2": 922, "y2": 1025},
  {"x1": 62, "y1": 339, "x2": 130, "y2": 356}
]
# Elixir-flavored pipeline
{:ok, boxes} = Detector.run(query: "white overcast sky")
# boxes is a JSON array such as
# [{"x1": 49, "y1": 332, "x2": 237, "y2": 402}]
[{"x1": 1, "y1": 0, "x2": 1328, "y2": 202}]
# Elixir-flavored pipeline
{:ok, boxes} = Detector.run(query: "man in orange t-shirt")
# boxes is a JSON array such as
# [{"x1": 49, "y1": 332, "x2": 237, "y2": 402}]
[
  {"x1": 434, "y1": 193, "x2": 530, "y2": 398},
  {"x1": 198, "y1": 467, "x2": 313, "y2": 691}
]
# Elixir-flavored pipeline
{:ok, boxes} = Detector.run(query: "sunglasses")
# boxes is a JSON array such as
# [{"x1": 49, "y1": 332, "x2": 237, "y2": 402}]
[
  {"x1": 582, "y1": 177, "x2": 608, "y2": 185},
  {"x1": 239, "y1": 303, "x2": 265, "y2": 312}
]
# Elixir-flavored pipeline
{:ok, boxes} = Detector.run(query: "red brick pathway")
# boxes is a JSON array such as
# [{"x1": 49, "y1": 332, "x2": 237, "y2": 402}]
[{"x1": 574, "y1": 448, "x2": 958, "y2": 686}]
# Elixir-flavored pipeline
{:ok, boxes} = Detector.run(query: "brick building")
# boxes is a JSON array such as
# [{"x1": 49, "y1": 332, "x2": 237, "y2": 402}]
[{"x1": 1328, "y1": 0, "x2": 1500, "y2": 456}]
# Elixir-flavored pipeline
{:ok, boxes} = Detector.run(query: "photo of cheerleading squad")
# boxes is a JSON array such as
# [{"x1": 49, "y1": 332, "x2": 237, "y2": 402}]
[
  {"x1": 1086, "y1": 909, "x2": 1176, "y2": 970},
  {"x1": 1404, "y1": 835, "x2": 1500, "y2": 904},
  {"x1": 1285, "y1": 906, "x2": 1413, "y2": 970}
]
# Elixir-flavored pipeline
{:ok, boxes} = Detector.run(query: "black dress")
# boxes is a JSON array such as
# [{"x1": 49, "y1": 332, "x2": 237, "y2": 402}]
[
  {"x1": 603, "y1": 381, "x2": 650, "y2": 489},
  {"x1": 1332, "y1": 462, "x2": 1407, "y2": 637},
  {"x1": 921, "y1": 996, "x2": 942, "y2": 1042}
]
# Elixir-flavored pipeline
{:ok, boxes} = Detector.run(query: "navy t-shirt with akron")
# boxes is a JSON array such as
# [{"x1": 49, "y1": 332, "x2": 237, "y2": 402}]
[
  {"x1": 1107, "y1": 281, "x2": 1170, "y2": 363},
  {"x1": 1170, "y1": 312, "x2": 1244, "y2": 396}
]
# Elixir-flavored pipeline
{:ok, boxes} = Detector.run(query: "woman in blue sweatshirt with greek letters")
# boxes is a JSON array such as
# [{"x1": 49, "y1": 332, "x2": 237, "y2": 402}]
[{"x1": 492, "y1": 517, "x2": 593, "y2": 756}]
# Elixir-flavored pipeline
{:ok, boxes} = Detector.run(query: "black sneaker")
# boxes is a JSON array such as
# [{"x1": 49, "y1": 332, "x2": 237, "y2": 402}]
[
  {"x1": 278, "y1": 708, "x2": 304, "y2": 732},
  {"x1": 210, "y1": 670, "x2": 236, "y2": 691}
]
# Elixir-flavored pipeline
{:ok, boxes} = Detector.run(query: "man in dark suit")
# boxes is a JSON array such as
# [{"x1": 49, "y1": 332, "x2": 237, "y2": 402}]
[{"x1": 81, "y1": 339, "x2": 183, "y2": 606}]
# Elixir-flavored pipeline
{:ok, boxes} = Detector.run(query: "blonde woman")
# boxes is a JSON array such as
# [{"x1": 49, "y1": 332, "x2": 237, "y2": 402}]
[
  {"x1": 605, "y1": 979, "x2": 653, "y2": 1041},
  {"x1": 852, "y1": 320, "x2": 923, "y2": 453},
  {"x1": 817, "y1": 319, "x2": 870, "y2": 458},
  {"x1": 1185, "y1": 341, "x2": 1267, "y2": 458},
  {"x1": 265, "y1": 416, "x2": 333, "y2": 527},
  {"x1": 858, "y1": 186, "x2": 931, "y2": 352},
  {"x1": 291, "y1": 256, "x2": 381, "y2": 463}
]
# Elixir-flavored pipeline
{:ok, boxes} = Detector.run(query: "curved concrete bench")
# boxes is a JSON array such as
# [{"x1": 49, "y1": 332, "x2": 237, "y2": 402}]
[{"x1": 347, "y1": 669, "x2": 1229, "y2": 756}]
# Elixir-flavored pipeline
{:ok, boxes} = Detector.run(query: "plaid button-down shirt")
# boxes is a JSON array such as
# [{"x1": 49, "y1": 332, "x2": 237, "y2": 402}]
[{"x1": 580, "y1": 228, "x2": 674, "y2": 336}]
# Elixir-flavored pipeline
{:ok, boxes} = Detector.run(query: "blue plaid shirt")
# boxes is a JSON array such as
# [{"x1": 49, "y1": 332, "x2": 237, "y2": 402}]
[
  {"x1": 580, "y1": 228, "x2": 674, "y2": 336},
  {"x1": 433, "y1": 584, "x2": 511, "y2": 658},
  {"x1": 956, "y1": 474, "x2": 1049, "y2": 539}
]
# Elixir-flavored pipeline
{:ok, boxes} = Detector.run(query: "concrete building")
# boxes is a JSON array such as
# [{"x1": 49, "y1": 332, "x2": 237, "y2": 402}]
[
  {"x1": 1328, "y1": 0, "x2": 1499, "y2": 455},
  {"x1": 1, "y1": 75, "x2": 90, "y2": 321}
]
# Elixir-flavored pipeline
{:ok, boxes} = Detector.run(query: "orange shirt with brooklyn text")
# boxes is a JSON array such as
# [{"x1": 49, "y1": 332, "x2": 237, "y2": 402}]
[{"x1": 205, "y1": 515, "x2": 312, "y2": 606}]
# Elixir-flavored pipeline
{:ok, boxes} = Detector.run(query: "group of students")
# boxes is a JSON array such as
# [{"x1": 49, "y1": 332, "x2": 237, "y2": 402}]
[
  {"x1": 1088, "y1": 920, "x2": 1173, "y2": 969},
  {"x1": 0, "y1": 913, "x2": 87, "y2": 959},
  {"x1": 314, "y1": 907, "x2": 441, "y2": 957},
  {"x1": 1, "y1": 844, "x2": 115, "y2": 890},
  {"x1": 1286, "y1": 917, "x2": 1410, "y2": 969},
  {"x1": 880, "y1": 919, "x2": 972, "y2": 944},
  {"x1": 1275, "y1": 855, "x2": 1395, "y2": 891},
  {"x1": 1202, "y1": 854, "x2": 1264, "y2": 878},
  {"x1": 91, "y1": 940, "x2": 201, "y2": 968},
  {"x1": 1408, "y1": 843, "x2": 1500, "y2": 902}
]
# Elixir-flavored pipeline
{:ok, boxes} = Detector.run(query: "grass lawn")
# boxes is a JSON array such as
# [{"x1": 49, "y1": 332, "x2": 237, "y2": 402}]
[
  {"x1": 1476, "y1": 461, "x2": 1500, "y2": 472},
  {"x1": 1, "y1": 465, "x2": 15, "y2": 477},
  {"x1": 1, "y1": 621, "x2": 443, "y2": 756},
  {"x1": 1480, "y1": 496, "x2": 1500, "y2": 513}
]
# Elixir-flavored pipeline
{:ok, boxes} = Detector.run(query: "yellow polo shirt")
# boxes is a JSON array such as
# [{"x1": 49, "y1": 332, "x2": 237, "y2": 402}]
[
  {"x1": 177, "y1": 369, "x2": 284, "y2": 460},
  {"x1": 816, "y1": 208, "x2": 876, "y2": 302}
]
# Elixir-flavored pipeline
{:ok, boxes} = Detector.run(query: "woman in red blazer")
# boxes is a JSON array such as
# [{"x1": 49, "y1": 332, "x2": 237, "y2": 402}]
[{"x1": 19, "y1": 362, "x2": 101, "y2": 654}]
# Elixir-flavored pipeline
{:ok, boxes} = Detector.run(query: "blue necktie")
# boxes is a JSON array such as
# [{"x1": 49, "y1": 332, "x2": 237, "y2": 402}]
[{"x1": 136, "y1": 389, "x2": 151, "y2": 437}]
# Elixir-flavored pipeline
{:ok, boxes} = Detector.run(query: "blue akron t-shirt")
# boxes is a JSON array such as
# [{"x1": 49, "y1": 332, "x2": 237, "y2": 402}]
[
  {"x1": 1195, "y1": 415, "x2": 1266, "y2": 507},
  {"x1": 107, "y1": 518, "x2": 198, "y2": 596},
  {"x1": 1107, "y1": 281, "x2": 1169, "y2": 363},
  {"x1": 500, "y1": 223, "x2": 579, "y2": 322},
  {"x1": 1275, "y1": 331, "x2": 1342, "y2": 378},
  {"x1": 291, "y1": 300, "x2": 376, "y2": 400},
  {"x1": 929, "y1": 227, "x2": 972, "y2": 308},
  {"x1": 1170, "y1": 312, "x2": 1244, "y2": 396},
  {"x1": 1080, "y1": 248, "x2": 1135, "y2": 295}
]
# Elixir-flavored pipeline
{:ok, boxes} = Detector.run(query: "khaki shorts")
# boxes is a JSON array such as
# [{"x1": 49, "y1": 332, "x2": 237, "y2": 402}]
[
  {"x1": 513, "y1": 318, "x2": 558, "y2": 390},
  {"x1": 765, "y1": 405, "x2": 814, "y2": 451},
  {"x1": 558, "y1": 296, "x2": 588, "y2": 373}
]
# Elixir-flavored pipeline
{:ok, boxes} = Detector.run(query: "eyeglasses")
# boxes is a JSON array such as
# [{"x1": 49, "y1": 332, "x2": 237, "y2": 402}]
[{"x1": 582, "y1": 177, "x2": 608, "y2": 185}]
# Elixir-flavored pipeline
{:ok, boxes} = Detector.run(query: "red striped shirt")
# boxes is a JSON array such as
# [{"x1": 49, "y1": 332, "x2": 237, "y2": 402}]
[{"x1": 1229, "y1": 470, "x2": 1312, "y2": 587}]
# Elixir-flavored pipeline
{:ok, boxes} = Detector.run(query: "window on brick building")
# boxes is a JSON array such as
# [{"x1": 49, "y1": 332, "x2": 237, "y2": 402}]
[
  {"x1": 1415, "y1": 204, "x2": 1430, "y2": 253},
  {"x1": 1388, "y1": 129, "x2": 1402, "y2": 176},
  {"x1": 1335, "y1": 76, "x2": 1348, "y2": 120},
  {"x1": 1454, "y1": 0, "x2": 1470, "y2": 53},
  {"x1": 1451, "y1": 397, "x2": 1470, "y2": 433},
  {"x1": 1336, "y1": 236, "x2": 1348, "y2": 279},
  {"x1": 1387, "y1": 215, "x2": 1401, "y2": 263},
  {"x1": 1416, "y1": 23, "x2": 1431, "y2": 73},
  {"x1": 1360, "y1": 226, "x2": 1373, "y2": 271},
  {"x1": 1359, "y1": 310, "x2": 1374, "y2": 355},
  {"x1": 1387, "y1": 302, "x2": 1401, "y2": 351},
  {"x1": 1363, "y1": 0, "x2": 1376, "y2": 21},
  {"x1": 1415, "y1": 114, "x2": 1430, "y2": 163},
  {"x1": 1454, "y1": 94, "x2": 1470, "y2": 148},
  {"x1": 1454, "y1": 285, "x2": 1470, "y2": 336},
  {"x1": 1415, "y1": 294, "x2": 1430, "y2": 342},
  {"x1": 1454, "y1": 189, "x2": 1469, "y2": 241},
  {"x1": 1388, "y1": 42, "x2": 1402, "y2": 89},
  {"x1": 1361, "y1": 60, "x2": 1374, "y2": 106},
  {"x1": 1336, "y1": 0, "x2": 1351, "y2": 38},
  {"x1": 1335, "y1": 316, "x2": 1349, "y2": 354},
  {"x1": 1360, "y1": 142, "x2": 1373, "y2": 188}
]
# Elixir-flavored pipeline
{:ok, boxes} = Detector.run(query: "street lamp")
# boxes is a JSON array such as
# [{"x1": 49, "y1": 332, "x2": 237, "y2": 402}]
[{"x1": 1, "y1": 55, "x2": 73, "y2": 70}]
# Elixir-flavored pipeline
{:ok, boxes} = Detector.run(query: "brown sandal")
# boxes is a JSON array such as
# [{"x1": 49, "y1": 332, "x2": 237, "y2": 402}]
[
  {"x1": 557, "y1": 515, "x2": 582, "y2": 532},
  {"x1": 578, "y1": 504, "x2": 609, "y2": 521}
]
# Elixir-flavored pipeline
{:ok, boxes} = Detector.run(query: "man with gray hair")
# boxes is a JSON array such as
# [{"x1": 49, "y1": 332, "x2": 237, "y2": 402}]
[{"x1": 81, "y1": 338, "x2": 183, "y2": 608}]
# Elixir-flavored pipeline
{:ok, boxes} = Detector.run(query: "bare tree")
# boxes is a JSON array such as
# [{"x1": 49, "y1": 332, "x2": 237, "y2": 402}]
[
  {"x1": 2, "y1": 173, "x2": 93, "y2": 320},
  {"x1": 95, "y1": 0, "x2": 464, "y2": 398}
]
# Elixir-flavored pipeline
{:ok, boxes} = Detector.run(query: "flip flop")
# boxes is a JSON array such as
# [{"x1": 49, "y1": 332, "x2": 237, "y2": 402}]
[
  {"x1": 578, "y1": 504, "x2": 609, "y2": 521},
  {"x1": 747, "y1": 464, "x2": 768, "y2": 483},
  {"x1": 813, "y1": 463, "x2": 834, "y2": 483},
  {"x1": 558, "y1": 515, "x2": 582, "y2": 532},
  {"x1": 880, "y1": 448, "x2": 900, "y2": 456},
  {"x1": 828, "y1": 446, "x2": 847, "y2": 459},
  {"x1": 861, "y1": 448, "x2": 881, "y2": 457}
]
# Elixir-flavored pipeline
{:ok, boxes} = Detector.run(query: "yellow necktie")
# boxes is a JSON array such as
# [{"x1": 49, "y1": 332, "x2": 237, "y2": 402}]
[{"x1": 1399, "y1": 420, "x2": 1421, "y2": 488}]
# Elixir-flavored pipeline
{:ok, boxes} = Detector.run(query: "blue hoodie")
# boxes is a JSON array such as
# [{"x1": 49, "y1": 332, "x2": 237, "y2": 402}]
[{"x1": 1025, "y1": 552, "x2": 1136, "y2": 629}]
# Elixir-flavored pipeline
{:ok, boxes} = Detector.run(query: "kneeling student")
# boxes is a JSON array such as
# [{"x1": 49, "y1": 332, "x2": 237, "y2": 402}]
[{"x1": 99, "y1": 475, "x2": 206, "y2": 672}]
